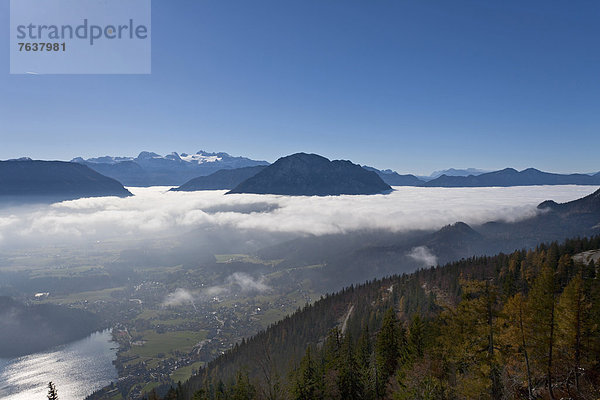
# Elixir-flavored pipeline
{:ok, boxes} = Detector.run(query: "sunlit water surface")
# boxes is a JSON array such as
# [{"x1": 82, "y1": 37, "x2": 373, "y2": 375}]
[{"x1": 0, "y1": 330, "x2": 118, "y2": 400}]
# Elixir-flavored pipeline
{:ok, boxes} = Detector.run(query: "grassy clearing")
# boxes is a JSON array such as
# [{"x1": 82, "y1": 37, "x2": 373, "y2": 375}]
[
  {"x1": 45, "y1": 287, "x2": 126, "y2": 305},
  {"x1": 171, "y1": 361, "x2": 205, "y2": 383},
  {"x1": 124, "y1": 330, "x2": 208, "y2": 368}
]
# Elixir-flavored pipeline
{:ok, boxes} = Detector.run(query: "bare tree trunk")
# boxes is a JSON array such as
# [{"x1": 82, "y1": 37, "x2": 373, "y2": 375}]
[
  {"x1": 547, "y1": 301, "x2": 556, "y2": 400},
  {"x1": 518, "y1": 302, "x2": 534, "y2": 400}
]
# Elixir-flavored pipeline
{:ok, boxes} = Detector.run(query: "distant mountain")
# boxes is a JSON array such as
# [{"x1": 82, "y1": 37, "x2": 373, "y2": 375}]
[
  {"x1": 429, "y1": 168, "x2": 489, "y2": 179},
  {"x1": 0, "y1": 160, "x2": 132, "y2": 202},
  {"x1": 72, "y1": 151, "x2": 269, "y2": 186},
  {"x1": 425, "y1": 168, "x2": 600, "y2": 187},
  {"x1": 171, "y1": 166, "x2": 267, "y2": 191},
  {"x1": 362, "y1": 166, "x2": 425, "y2": 186},
  {"x1": 228, "y1": 153, "x2": 392, "y2": 196}
]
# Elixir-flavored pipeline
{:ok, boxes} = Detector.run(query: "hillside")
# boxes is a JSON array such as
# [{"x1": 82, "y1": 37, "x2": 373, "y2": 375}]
[
  {"x1": 0, "y1": 160, "x2": 132, "y2": 202},
  {"x1": 172, "y1": 166, "x2": 267, "y2": 191},
  {"x1": 228, "y1": 153, "x2": 391, "y2": 196},
  {"x1": 0, "y1": 297, "x2": 102, "y2": 357},
  {"x1": 174, "y1": 235, "x2": 600, "y2": 400}
]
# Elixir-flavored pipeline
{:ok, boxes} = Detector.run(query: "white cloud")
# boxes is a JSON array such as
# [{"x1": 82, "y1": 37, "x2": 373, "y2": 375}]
[
  {"x1": 407, "y1": 246, "x2": 438, "y2": 267},
  {"x1": 226, "y1": 272, "x2": 270, "y2": 293},
  {"x1": 162, "y1": 273, "x2": 270, "y2": 308},
  {"x1": 0, "y1": 185, "x2": 596, "y2": 247},
  {"x1": 163, "y1": 288, "x2": 196, "y2": 307}
]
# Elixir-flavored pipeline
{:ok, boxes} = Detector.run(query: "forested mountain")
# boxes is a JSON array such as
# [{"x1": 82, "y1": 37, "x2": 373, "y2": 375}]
[
  {"x1": 73, "y1": 151, "x2": 269, "y2": 186},
  {"x1": 228, "y1": 153, "x2": 391, "y2": 196},
  {"x1": 172, "y1": 166, "x2": 267, "y2": 191},
  {"x1": 163, "y1": 235, "x2": 600, "y2": 400},
  {"x1": 0, "y1": 160, "x2": 132, "y2": 202},
  {"x1": 0, "y1": 297, "x2": 102, "y2": 357}
]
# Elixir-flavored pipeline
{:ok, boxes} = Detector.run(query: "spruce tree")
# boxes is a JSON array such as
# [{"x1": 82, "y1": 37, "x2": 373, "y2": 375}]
[{"x1": 47, "y1": 382, "x2": 58, "y2": 400}]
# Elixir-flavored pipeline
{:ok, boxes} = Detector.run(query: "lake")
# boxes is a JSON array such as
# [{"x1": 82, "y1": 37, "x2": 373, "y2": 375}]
[{"x1": 0, "y1": 330, "x2": 118, "y2": 400}]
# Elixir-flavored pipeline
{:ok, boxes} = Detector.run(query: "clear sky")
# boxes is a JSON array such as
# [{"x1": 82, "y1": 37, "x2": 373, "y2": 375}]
[{"x1": 1, "y1": 0, "x2": 599, "y2": 175}]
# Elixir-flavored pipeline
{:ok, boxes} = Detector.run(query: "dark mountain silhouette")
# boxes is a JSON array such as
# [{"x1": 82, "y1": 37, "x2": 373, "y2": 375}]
[
  {"x1": 171, "y1": 166, "x2": 267, "y2": 191},
  {"x1": 0, "y1": 297, "x2": 102, "y2": 357},
  {"x1": 425, "y1": 168, "x2": 600, "y2": 187},
  {"x1": 227, "y1": 153, "x2": 392, "y2": 196},
  {"x1": 73, "y1": 151, "x2": 269, "y2": 186},
  {"x1": 0, "y1": 160, "x2": 132, "y2": 202},
  {"x1": 362, "y1": 166, "x2": 425, "y2": 186},
  {"x1": 538, "y1": 187, "x2": 600, "y2": 215},
  {"x1": 423, "y1": 221, "x2": 485, "y2": 260}
]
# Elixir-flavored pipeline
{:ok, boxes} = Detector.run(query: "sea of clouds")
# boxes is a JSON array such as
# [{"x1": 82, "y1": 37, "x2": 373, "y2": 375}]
[{"x1": 0, "y1": 185, "x2": 596, "y2": 248}]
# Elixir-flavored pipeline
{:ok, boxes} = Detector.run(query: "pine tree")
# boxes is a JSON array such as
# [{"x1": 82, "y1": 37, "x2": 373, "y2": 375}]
[
  {"x1": 408, "y1": 314, "x2": 425, "y2": 359},
  {"x1": 231, "y1": 370, "x2": 256, "y2": 400},
  {"x1": 356, "y1": 327, "x2": 375, "y2": 400},
  {"x1": 338, "y1": 332, "x2": 364, "y2": 400},
  {"x1": 290, "y1": 346, "x2": 321, "y2": 400},
  {"x1": 47, "y1": 382, "x2": 58, "y2": 400},
  {"x1": 375, "y1": 307, "x2": 404, "y2": 397}
]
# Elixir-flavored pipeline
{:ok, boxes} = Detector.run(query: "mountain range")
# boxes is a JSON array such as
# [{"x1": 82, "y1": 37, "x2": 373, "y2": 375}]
[
  {"x1": 367, "y1": 166, "x2": 600, "y2": 187},
  {"x1": 0, "y1": 159, "x2": 131, "y2": 203},
  {"x1": 165, "y1": 153, "x2": 600, "y2": 191},
  {"x1": 72, "y1": 151, "x2": 269, "y2": 186},
  {"x1": 227, "y1": 153, "x2": 392, "y2": 196}
]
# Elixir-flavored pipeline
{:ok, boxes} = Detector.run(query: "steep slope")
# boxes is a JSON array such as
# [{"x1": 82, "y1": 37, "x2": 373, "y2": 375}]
[
  {"x1": 0, "y1": 160, "x2": 132, "y2": 201},
  {"x1": 172, "y1": 166, "x2": 267, "y2": 191},
  {"x1": 425, "y1": 167, "x2": 600, "y2": 187},
  {"x1": 228, "y1": 153, "x2": 391, "y2": 196},
  {"x1": 178, "y1": 235, "x2": 600, "y2": 400}
]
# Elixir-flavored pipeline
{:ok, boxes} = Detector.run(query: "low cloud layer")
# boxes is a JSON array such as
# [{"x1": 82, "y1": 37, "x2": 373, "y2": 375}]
[{"x1": 0, "y1": 185, "x2": 596, "y2": 248}]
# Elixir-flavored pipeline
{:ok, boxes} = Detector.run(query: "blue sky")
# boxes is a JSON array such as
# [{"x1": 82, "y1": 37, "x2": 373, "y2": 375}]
[{"x1": 1, "y1": 0, "x2": 599, "y2": 174}]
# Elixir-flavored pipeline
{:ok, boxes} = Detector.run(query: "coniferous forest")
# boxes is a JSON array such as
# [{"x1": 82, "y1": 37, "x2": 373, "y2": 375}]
[{"x1": 155, "y1": 235, "x2": 600, "y2": 400}]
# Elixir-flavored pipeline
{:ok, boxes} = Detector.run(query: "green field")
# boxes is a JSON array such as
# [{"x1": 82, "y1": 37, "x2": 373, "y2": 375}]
[
  {"x1": 124, "y1": 330, "x2": 208, "y2": 367},
  {"x1": 171, "y1": 361, "x2": 205, "y2": 383}
]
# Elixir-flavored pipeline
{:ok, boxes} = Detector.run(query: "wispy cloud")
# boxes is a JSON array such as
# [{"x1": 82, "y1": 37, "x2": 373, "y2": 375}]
[
  {"x1": 162, "y1": 273, "x2": 270, "y2": 307},
  {"x1": 407, "y1": 246, "x2": 438, "y2": 267}
]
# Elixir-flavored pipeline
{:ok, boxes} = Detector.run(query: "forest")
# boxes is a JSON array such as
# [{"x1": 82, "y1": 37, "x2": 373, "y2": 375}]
[{"x1": 150, "y1": 235, "x2": 600, "y2": 400}]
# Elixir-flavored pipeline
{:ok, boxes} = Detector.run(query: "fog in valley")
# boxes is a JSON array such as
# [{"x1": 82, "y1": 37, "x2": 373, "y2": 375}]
[{"x1": 0, "y1": 185, "x2": 594, "y2": 249}]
